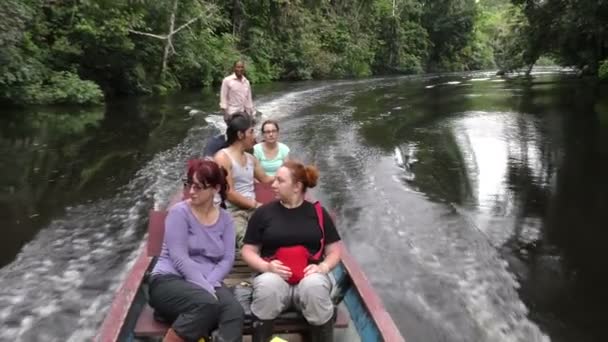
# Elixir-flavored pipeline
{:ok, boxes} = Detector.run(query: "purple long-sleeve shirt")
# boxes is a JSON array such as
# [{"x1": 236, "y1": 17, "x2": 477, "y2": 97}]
[{"x1": 151, "y1": 201, "x2": 235, "y2": 294}]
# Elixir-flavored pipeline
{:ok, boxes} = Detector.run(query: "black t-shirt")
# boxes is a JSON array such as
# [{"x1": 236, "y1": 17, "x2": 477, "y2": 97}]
[{"x1": 243, "y1": 200, "x2": 341, "y2": 259}]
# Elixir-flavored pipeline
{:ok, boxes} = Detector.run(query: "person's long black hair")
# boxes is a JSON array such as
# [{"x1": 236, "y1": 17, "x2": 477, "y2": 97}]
[{"x1": 224, "y1": 113, "x2": 254, "y2": 148}]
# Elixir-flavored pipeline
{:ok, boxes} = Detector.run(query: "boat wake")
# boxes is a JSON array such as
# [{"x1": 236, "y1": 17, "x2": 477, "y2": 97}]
[
  {"x1": 394, "y1": 143, "x2": 418, "y2": 181},
  {"x1": 0, "y1": 83, "x2": 350, "y2": 342}
]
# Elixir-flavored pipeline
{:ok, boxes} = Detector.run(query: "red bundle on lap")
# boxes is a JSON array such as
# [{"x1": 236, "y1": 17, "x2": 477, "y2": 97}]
[
  {"x1": 269, "y1": 202, "x2": 325, "y2": 285},
  {"x1": 274, "y1": 246, "x2": 310, "y2": 284}
]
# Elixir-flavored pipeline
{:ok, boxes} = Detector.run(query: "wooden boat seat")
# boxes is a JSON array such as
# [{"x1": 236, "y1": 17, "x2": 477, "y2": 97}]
[
  {"x1": 134, "y1": 303, "x2": 349, "y2": 338},
  {"x1": 136, "y1": 208, "x2": 348, "y2": 338}
]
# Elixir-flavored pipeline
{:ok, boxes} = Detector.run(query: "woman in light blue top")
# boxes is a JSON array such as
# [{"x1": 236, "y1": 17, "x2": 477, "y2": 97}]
[{"x1": 253, "y1": 120, "x2": 290, "y2": 176}]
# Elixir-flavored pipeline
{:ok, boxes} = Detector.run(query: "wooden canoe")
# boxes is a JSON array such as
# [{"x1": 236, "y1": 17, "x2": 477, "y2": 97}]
[{"x1": 96, "y1": 183, "x2": 405, "y2": 342}]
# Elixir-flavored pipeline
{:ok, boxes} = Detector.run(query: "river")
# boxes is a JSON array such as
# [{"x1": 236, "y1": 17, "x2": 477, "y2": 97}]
[{"x1": 1, "y1": 70, "x2": 606, "y2": 341}]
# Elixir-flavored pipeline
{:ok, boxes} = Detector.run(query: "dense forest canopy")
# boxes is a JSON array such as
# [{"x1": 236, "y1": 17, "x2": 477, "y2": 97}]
[{"x1": 1, "y1": 0, "x2": 606, "y2": 105}]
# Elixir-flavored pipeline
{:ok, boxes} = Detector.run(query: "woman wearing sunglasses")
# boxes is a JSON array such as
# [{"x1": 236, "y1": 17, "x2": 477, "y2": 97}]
[
  {"x1": 148, "y1": 159, "x2": 244, "y2": 342},
  {"x1": 253, "y1": 120, "x2": 290, "y2": 176}
]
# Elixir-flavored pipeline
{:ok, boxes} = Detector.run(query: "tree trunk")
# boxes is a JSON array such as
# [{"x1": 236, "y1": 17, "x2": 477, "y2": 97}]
[
  {"x1": 232, "y1": 0, "x2": 241, "y2": 37},
  {"x1": 161, "y1": 0, "x2": 179, "y2": 83},
  {"x1": 128, "y1": 0, "x2": 216, "y2": 84},
  {"x1": 526, "y1": 63, "x2": 533, "y2": 76}
]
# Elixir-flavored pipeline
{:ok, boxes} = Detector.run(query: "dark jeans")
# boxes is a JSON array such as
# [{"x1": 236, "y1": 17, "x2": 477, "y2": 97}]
[{"x1": 149, "y1": 274, "x2": 244, "y2": 342}]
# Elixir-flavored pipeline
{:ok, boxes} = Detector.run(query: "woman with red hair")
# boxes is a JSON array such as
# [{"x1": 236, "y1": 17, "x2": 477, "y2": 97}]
[
  {"x1": 149, "y1": 160, "x2": 244, "y2": 342},
  {"x1": 241, "y1": 161, "x2": 342, "y2": 342}
]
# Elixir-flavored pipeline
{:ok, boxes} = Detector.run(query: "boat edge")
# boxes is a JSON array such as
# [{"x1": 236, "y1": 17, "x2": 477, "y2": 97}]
[{"x1": 339, "y1": 244, "x2": 406, "y2": 342}]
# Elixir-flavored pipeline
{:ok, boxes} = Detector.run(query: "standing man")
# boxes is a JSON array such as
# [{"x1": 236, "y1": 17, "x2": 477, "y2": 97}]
[{"x1": 220, "y1": 60, "x2": 255, "y2": 123}]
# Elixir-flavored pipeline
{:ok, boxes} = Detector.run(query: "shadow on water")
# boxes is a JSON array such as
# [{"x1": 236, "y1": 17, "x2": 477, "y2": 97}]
[
  {"x1": 500, "y1": 80, "x2": 608, "y2": 342},
  {"x1": 0, "y1": 97, "x2": 199, "y2": 268}
]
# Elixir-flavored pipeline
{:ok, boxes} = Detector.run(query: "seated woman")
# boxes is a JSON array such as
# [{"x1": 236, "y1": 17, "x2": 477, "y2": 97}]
[
  {"x1": 214, "y1": 113, "x2": 274, "y2": 248},
  {"x1": 241, "y1": 161, "x2": 342, "y2": 342},
  {"x1": 253, "y1": 120, "x2": 290, "y2": 176},
  {"x1": 149, "y1": 159, "x2": 244, "y2": 342}
]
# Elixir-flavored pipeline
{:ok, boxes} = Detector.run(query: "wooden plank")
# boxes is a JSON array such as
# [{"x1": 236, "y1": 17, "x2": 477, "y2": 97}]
[
  {"x1": 234, "y1": 259, "x2": 249, "y2": 266},
  {"x1": 133, "y1": 305, "x2": 169, "y2": 337},
  {"x1": 134, "y1": 303, "x2": 334, "y2": 338},
  {"x1": 224, "y1": 278, "x2": 251, "y2": 287},
  {"x1": 243, "y1": 334, "x2": 303, "y2": 342},
  {"x1": 133, "y1": 290, "x2": 350, "y2": 338},
  {"x1": 147, "y1": 211, "x2": 168, "y2": 257},
  {"x1": 232, "y1": 262, "x2": 251, "y2": 269},
  {"x1": 96, "y1": 248, "x2": 152, "y2": 342},
  {"x1": 334, "y1": 307, "x2": 349, "y2": 329},
  {"x1": 229, "y1": 266, "x2": 253, "y2": 272},
  {"x1": 225, "y1": 274, "x2": 252, "y2": 282}
]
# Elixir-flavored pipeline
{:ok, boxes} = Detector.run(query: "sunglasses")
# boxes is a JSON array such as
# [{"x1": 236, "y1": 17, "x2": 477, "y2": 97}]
[{"x1": 182, "y1": 179, "x2": 212, "y2": 191}]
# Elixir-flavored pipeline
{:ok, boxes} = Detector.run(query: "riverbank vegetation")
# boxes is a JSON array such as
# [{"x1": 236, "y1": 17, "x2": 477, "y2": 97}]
[{"x1": 1, "y1": 0, "x2": 606, "y2": 105}]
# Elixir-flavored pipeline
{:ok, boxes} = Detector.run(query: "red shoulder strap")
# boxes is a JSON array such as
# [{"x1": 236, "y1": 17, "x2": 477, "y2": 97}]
[{"x1": 312, "y1": 201, "x2": 325, "y2": 261}]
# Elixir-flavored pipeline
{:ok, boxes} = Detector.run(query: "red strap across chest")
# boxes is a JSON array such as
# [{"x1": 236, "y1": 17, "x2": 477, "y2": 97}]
[{"x1": 311, "y1": 201, "x2": 325, "y2": 261}]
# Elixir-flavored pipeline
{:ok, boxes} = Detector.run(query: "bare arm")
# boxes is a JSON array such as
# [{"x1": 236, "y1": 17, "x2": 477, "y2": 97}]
[
  {"x1": 242, "y1": 244, "x2": 292, "y2": 279},
  {"x1": 214, "y1": 151, "x2": 259, "y2": 209},
  {"x1": 241, "y1": 244, "x2": 268, "y2": 273},
  {"x1": 253, "y1": 157, "x2": 274, "y2": 184},
  {"x1": 320, "y1": 241, "x2": 342, "y2": 271},
  {"x1": 281, "y1": 144, "x2": 290, "y2": 163},
  {"x1": 304, "y1": 241, "x2": 342, "y2": 276}
]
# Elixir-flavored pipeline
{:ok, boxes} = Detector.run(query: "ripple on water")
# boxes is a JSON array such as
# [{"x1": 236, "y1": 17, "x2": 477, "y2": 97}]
[{"x1": 287, "y1": 103, "x2": 550, "y2": 342}]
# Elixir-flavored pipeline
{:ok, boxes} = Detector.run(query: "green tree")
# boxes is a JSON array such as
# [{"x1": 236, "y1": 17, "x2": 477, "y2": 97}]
[
  {"x1": 5, "y1": 0, "x2": 571, "y2": 105},
  {"x1": 492, "y1": 4, "x2": 532, "y2": 73},
  {"x1": 421, "y1": 0, "x2": 478, "y2": 71},
  {"x1": 1, "y1": 0, "x2": 105, "y2": 105},
  {"x1": 513, "y1": 0, "x2": 608, "y2": 75},
  {"x1": 373, "y1": 0, "x2": 429, "y2": 74}
]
